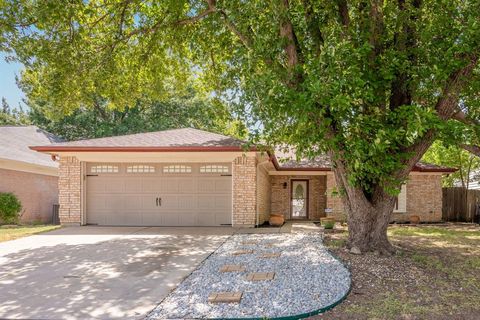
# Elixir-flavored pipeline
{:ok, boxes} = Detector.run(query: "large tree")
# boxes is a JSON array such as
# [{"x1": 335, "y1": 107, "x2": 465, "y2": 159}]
[{"x1": 2, "y1": 0, "x2": 480, "y2": 254}]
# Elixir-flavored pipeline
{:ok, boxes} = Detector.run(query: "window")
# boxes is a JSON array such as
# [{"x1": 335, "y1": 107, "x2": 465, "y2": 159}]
[
  {"x1": 200, "y1": 165, "x2": 229, "y2": 173},
  {"x1": 90, "y1": 165, "x2": 119, "y2": 173},
  {"x1": 394, "y1": 184, "x2": 407, "y2": 212},
  {"x1": 163, "y1": 165, "x2": 192, "y2": 173},
  {"x1": 127, "y1": 165, "x2": 155, "y2": 173}
]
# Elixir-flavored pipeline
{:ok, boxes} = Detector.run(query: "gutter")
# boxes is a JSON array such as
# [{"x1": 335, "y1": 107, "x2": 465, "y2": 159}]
[{"x1": 29, "y1": 146, "x2": 258, "y2": 152}]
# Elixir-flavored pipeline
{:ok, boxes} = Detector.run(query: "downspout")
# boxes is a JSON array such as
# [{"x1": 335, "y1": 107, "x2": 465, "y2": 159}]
[{"x1": 256, "y1": 158, "x2": 272, "y2": 227}]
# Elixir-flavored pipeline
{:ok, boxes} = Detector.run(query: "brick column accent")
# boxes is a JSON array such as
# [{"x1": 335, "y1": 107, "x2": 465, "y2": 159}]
[
  {"x1": 232, "y1": 155, "x2": 257, "y2": 227},
  {"x1": 325, "y1": 172, "x2": 344, "y2": 221},
  {"x1": 58, "y1": 156, "x2": 82, "y2": 225}
]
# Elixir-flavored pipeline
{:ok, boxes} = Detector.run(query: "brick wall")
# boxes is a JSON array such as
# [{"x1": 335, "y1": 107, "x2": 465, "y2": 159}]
[
  {"x1": 256, "y1": 164, "x2": 271, "y2": 225},
  {"x1": 325, "y1": 172, "x2": 345, "y2": 220},
  {"x1": 270, "y1": 175, "x2": 327, "y2": 220},
  {"x1": 0, "y1": 168, "x2": 58, "y2": 223},
  {"x1": 232, "y1": 156, "x2": 257, "y2": 227},
  {"x1": 58, "y1": 156, "x2": 82, "y2": 225},
  {"x1": 325, "y1": 172, "x2": 443, "y2": 223},
  {"x1": 394, "y1": 174, "x2": 443, "y2": 222}
]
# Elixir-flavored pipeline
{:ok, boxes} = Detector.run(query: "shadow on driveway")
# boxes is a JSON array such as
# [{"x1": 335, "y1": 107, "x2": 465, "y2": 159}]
[{"x1": 0, "y1": 226, "x2": 232, "y2": 319}]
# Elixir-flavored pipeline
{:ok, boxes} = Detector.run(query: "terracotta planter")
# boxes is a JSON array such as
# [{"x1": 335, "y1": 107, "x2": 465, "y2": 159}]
[
  {"x1": 410, "y1": 215, "x2": 421, "y2": 225},
  {"x1": 269, "y1": 214, "x2": 285, "y2": 226}
]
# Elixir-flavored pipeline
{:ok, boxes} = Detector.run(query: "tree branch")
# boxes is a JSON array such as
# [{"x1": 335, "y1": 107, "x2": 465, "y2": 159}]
[
  {"x1": 176, "y1": 1, "x2": 216, "y2": 25},
  {"x1": 436, "y1": 56, "x2": 479, "y2": 119},
  {"x1": 280, "y1": 0, "x2": 300, "y2": 69},
  {"x1": 461, "y1": 144, "x2": 480, "y2": 158},
  {"x1": 176, "y1": 0, "x2": 252, "y2": 49},
  {"x1": 302, "y1": 0, "x2": 324, "y2": 55},
  {"x1": 389, "y1": 0, "x2": 422, "y2": 109},
  {"x1": 336, "y1": 0, "x2": 350, "y2": 28}
]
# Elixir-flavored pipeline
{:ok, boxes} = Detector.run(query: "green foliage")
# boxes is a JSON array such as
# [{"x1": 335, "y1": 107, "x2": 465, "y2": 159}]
[
  {"x1": 0, "y1": 192, "x2": 22, "y2": 224},
  {"x1": 423, "y1": 141, "x2": 480, "y2": 187},
  {"x1": 323, "y1": 220, "x2": 335, "y2": 230},
  {"x1": 1, "y1": 0, "x2": 480, "y2": 198},
  {"x1": 0, "y1": 97, "x2": 29, "y2": 125},
  {"x1": 28, "y1": 89, "x2": 245, "y2": 140}
]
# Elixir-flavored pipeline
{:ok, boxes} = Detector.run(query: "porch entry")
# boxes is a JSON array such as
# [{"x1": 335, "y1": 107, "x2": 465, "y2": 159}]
[{"x1": 291, "y1": 180, "x2": 309, "y2": 219}]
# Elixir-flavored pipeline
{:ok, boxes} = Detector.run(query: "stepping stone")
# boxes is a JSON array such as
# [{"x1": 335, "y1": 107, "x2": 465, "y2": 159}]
[
  {"x1": 241, "y1": 241, "x2": 258, "y2": 245},
  {"x1": 208, "y1": 292, "x2": 243, "y2": 303},
  {"x1": 263, "y1": 243, "x2": 275, "y2": 248},
  {"x1": 246, "y1": 272, "x2": 275, "y2": 281},
  {"x1": 260, "y1": 252, "x2": 281, "y2": 258},
  {"x1": 231, "y1": 249, "x2": 253, "y2": 256},
  {"x1": 219, "y1": 264, "x2": 246, "y2": 272}
]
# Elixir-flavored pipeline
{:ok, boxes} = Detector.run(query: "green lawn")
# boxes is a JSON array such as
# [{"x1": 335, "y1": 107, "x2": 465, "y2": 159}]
[
  {"x1": 0, "y1": 225, "x2": 61, "y2": 243},
  {"x1": 314, "y1": 224, "x2": 480, "y2": 320}
]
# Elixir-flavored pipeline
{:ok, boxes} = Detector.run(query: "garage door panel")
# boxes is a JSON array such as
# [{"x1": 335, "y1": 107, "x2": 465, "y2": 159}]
[
  {"x1": 177, "y1": 179, "x2": 196, "y2": 193},
  {"x1": 141, "y1": 213, "x2": 164, "y2": 226},
  {"x1": 87, "y1": 194, "x2": 107, "y2": 211},
  {"x1": 140, "y1": 194, "x2": 158, "y2": 210},
  {"x1": 159, "y1": 178, "x2": 180, "y2": 193},
  {"x1": 104, "y1": 195, "x2": 125, "y2": 212},
  {"x1": 177, "y1": 195, "x2": 196, "y2": 210},
  {"x1": 125, "y1": 179, "x2": 143, "y2": 193},
  {"x1": 105, "y1": 213, "x2": 139, "y2": 226},
  {"x1": 216, "y1": 212, "x2": 231, "y2": 225},
  {"x1": 87, "y1": 212, "x2": 106, "y2": 225},
  {"x1": 104, "y1": 178, "x2": 127, "y2": 193},
  {"x1": 214, "y1": 179, "x2": 231, "y2": 193},
  {"x1": 198, "y1": 179, "x2": 216, "y2": 193},
  {"x1": 214, "y1": 195, "x2": 231, "y2": 209},
  {"x1": 124, "y1": 195, "x2": 143, "y2": 210},
  {"x1": 196, "y1": 213, "x2": 216, "y2": 226},
  {"x1": 159, "y1": 195, "x2": 179, "y2": 210},
  {"x1": 87, "y1": 179, "x2": 106, "y2": 193},
  {"x1": 87, "y1": 162, "x2": 232, "y2": 226},
  {"x1": 142, "y1": 178, "x2": 161, "y2": 192}
]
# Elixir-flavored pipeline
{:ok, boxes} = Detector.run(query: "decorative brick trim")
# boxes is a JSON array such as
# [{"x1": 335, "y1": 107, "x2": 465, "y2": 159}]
[{"x1": 58, "y1": 156, "x2": 82, "y2": 225}]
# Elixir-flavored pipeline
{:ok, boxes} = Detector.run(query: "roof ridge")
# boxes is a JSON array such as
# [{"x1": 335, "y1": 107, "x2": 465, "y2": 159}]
[{"x1": 55, "y1": 127, "x2": 237, "y2": 145}]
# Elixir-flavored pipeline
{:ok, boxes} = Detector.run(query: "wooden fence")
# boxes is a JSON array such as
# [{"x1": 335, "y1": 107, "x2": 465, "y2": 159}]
[{"x1": 442, "y1": 187, "x2": 480, "y2": 222}]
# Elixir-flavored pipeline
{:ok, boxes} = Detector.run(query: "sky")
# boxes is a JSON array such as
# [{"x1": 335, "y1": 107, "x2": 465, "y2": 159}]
[{"x1": 0, "y1": 52, "x2": 26, "y2": 110}]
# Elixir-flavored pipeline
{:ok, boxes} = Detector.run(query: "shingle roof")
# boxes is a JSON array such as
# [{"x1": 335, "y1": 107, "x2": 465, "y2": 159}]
[
  {"x1": 0, "y1": 126, "x2": 62, "y2": 168},
  {"x1": 29, "y1": 127, "x2": 455, "y2": 173},
  {"x1": 275, "y1": 151, "x2": 456, "y2": 172},
  {"x1": 32, "y1": 128, "x2": 247, "y2": 149}
]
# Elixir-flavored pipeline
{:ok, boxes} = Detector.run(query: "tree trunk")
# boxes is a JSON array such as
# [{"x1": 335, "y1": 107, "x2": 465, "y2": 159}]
[
  {"x1": 342, "y1": 188, "x2": 397, "y2": 255},
  {"x1": 331, "y1": 156, "x2": 398, "y2": 255}
]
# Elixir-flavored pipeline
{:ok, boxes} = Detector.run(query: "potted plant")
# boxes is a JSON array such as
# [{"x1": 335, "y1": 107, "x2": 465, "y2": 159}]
[
  {"x1": 269, "y1": 214, "x2": 285, "y2": 226},
  {"x1": 410, "y1": 215, "x2": 420, "y2": 225},
  {"x1": 320, "y1": 217, "x2": 336, "y2": 229}
]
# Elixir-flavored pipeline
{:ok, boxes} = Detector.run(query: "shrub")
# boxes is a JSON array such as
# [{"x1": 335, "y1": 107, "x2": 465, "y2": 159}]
[
  {"x1": 0, "y1": 192, "x2": 22, "y2": 224},
  {"x1": 323, "y1": 220, "x2": 336, "y2": 229}
]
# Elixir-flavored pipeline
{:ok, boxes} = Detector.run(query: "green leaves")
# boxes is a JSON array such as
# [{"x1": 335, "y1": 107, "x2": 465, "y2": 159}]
[{"x1": 1, "y1": 0, "x2": 480, "y2": 196}]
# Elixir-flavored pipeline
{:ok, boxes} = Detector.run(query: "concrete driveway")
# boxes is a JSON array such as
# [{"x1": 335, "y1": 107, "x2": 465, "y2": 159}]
[{"x1": 0, "y1": 226, "x2": 233, "y2": 319}]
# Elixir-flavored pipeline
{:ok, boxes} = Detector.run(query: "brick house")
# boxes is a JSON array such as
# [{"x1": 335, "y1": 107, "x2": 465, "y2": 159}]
[
  {"x1": 30, "y1": 128, "x2": 455, "y2": 227},
  {"x1": 0, "y1": 126, "x2": 60, "y2": 223}
]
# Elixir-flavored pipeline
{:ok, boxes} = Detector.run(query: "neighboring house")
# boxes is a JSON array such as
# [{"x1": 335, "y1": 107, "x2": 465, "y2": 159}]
[
  {"x1": 454, "y1": 170, "x2": 480, "y2": 190},
  {"x1": 30, "y1": 128, "x2": 455, "y2": 227},
  {"x1": 0, "y1": 126, "x2": 61, "y2": 223}
]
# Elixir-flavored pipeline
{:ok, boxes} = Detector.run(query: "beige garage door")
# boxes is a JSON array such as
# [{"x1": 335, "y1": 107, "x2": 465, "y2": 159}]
[{"x1": 86, "y1": 163, "x2": 232, "y2": 226}]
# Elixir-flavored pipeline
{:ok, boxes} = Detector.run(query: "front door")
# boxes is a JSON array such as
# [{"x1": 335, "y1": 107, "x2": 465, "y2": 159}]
[{"x1": 291, "y1": 180, "x2": 308, "y2": 219}]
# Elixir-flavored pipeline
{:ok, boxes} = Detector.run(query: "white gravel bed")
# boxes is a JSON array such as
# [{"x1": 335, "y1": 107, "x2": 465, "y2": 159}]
[{"x1": 148, "y1": 232, "x2": 351, "y2": 319}]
